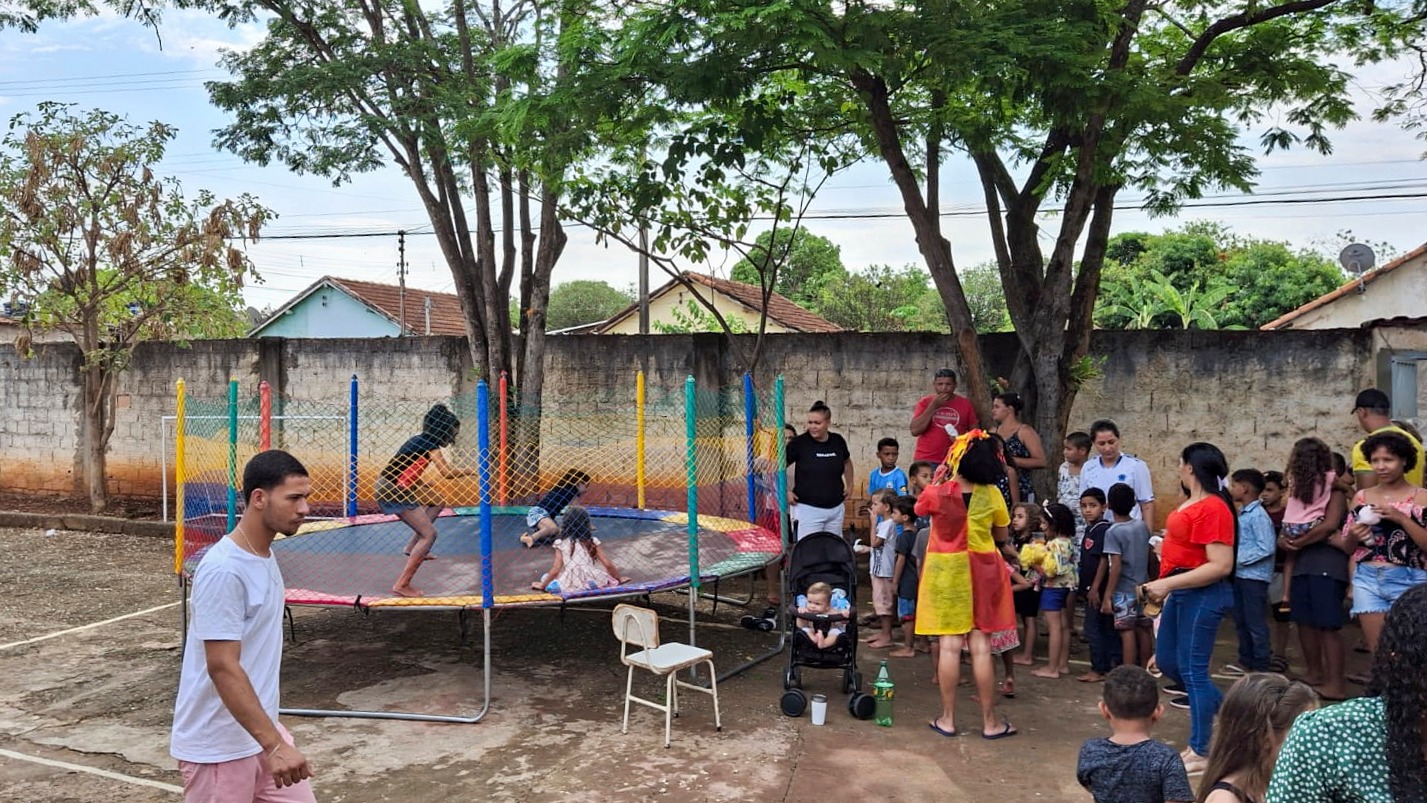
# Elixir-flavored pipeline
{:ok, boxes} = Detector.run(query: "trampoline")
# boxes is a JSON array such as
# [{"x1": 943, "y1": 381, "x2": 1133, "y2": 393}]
[{"x1": 268, "y1": 506, "x2": 782, "y2": 609}]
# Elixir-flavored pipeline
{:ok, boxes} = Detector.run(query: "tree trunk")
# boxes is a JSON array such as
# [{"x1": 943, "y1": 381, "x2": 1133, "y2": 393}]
[
  {"x1": 80, "y1": 366, "x2": 110, "y2": 513},
  {"x1": 852, "y1": 70, "x2": 993, "y2": 419}
]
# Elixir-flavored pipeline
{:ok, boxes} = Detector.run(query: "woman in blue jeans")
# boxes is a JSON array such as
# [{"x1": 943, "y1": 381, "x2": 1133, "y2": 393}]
[{"x1": 1141, "y1": 442, "x2": 1237, "y2": 777}]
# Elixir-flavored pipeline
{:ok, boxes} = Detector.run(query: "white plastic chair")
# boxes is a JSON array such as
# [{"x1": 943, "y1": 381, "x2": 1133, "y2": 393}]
[{"x1": 612, "y1": 603, "x2": 722, "y2": 747}]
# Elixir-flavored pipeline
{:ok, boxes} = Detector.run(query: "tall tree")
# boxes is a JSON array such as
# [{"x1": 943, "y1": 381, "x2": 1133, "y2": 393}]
[
  {"x1": 622, "y1": 0, "x2": 1425, "y2": 490},
  {"x1": 200, "y1": 0, "x2": 594, "y2": 405},
  {"x1": 0, "y1": 103, "x2": 269, "y2": 511}
]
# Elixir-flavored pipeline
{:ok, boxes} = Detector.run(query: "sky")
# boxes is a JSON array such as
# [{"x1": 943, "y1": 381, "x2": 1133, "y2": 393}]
[{"x1": 4, "y1": 8, "x2": 1426, "y2": 313}]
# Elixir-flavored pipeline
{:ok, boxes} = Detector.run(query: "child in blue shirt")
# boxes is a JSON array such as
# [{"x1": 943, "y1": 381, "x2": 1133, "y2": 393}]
[
  {"x1": 1224, "y1": 468, "x2": 1277, "y2": 675},
  {"x1": 520, "y1": 469, "x2": 591, "y2": 548},
  {"x1": 867, "y1": 437, "x2": 909, "y2": 498}
]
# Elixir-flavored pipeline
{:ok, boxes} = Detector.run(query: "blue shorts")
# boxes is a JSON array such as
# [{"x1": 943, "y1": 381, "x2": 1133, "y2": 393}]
[
  {"x1": 1110, "y1": 591, "x2": 1152, "y2": 631},
  {"x1": 526, "y1": 506, "x2": 552, "y2": 529},
  {"x1": 1351, "y1": 563, "x2": 1427, "y2": 616},
  {"x1": 1040, "y1": 587, "x2": 1070, "y2": 612},
  {"x1": 1289, "y1": 574, "x2": 1347, "y2": 630},
  {"x1": 897, "y1": 597, "x2": 915, "y2": 621}
]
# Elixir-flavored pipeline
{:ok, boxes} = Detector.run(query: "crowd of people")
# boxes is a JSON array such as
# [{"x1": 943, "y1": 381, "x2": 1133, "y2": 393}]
[{"x1": 782, "y1": 371, "x2": 1427, "y2": 801}]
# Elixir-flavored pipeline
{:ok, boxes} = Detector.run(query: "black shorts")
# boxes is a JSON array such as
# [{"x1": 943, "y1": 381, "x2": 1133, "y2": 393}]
[
  {"x1": 1289, "y1": 574, "x2": 1347, "y2": 631},
  {"x1": 1014, "y1": 587, "x2": 1042, "y2": 619}
]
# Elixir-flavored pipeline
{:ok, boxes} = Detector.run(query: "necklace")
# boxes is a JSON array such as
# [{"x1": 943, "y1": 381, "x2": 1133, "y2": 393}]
[{"x1": 232, "y1": 525, "x2": 263, "y2": 556}]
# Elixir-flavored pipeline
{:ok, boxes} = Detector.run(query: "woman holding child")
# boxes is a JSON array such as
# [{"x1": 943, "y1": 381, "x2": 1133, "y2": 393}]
[
  {"x1": 1141, "y1": 442, "x2": 1237, "y2": 777},
  {"x1": 915, "y1": 430, "x2": 1018, "y2": 740}
]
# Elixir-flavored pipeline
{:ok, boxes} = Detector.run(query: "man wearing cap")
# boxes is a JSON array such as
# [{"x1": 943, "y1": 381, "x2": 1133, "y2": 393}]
[
  {"x1": 910, "y1": 368, "x2": 979, "y2": 463},
  {"x1": 1351, "y1": 388, "x2": 1425, "y2": 489}
]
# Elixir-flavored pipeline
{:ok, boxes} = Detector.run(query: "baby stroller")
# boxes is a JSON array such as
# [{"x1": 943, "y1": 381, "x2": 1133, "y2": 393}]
[{"x1": 779, "y1": 531, "x2": 875, "y2": 719}]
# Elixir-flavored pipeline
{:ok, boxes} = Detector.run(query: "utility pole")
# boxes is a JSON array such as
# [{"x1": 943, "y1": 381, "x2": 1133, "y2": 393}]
[
  {"x1": 397, "y1": 230, "x2": 407, "y2": 336},
  {"x1": 638, "y1": 225, "x2": 650, "y2": 334}
]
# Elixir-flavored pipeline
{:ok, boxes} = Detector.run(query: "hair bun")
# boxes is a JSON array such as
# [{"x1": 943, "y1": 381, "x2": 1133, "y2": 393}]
[{"x1": 814, "y1": 400, "x2": 825, "y2": 406}]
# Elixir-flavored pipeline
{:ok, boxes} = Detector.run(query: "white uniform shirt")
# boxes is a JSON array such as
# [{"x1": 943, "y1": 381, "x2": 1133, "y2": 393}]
[
  {"x1": 1080, "y1": 453, "x2": 1154, "y2": 521},
  {"x1": 171, "y1": 536, "x2": 286, "y2": 763}
]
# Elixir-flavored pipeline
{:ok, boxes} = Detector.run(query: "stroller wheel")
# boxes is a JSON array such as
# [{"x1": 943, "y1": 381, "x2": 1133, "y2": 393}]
[
  {"x1": 848, "y1": 691, "x2": 876, "y2": 720},
  {"x1": 780, "y1": 689, "x2": 807, "y2": 717},
  {"x1": 785, "y1": 666, "x2": 802, "y2": 690}
]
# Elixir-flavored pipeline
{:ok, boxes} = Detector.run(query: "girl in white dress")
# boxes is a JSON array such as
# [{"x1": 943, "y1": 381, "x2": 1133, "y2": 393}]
[{"x1": 531, "y1": 506, "x2": 629, "y2": 592}]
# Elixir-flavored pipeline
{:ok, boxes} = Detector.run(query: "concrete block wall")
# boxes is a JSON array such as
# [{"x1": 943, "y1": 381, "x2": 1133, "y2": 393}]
[{"x1": 0, "y1": 327, "x2": 1397, "y2": 520}]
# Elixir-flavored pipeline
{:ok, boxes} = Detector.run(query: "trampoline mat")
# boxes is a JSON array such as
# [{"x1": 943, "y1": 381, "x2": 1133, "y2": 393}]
[{"x1": 266, "y1": 509, "x2": 778, "y2": 608}]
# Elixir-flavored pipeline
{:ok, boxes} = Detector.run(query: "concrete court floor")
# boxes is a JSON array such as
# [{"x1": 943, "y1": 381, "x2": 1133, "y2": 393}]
[{"x1": 0, "y1": 526, "x2": 1372, "y2": 802}]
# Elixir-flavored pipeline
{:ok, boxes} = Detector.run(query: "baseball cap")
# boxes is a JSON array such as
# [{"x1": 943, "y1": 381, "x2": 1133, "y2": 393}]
[{"x1": 1353, "y1": 388, "x2": 1390, "y2": 413}]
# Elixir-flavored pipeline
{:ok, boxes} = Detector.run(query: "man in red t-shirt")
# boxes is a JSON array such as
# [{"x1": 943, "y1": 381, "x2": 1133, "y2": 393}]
[{"x1": 910, "y1": 368, "x2": 979, "y2": 463}]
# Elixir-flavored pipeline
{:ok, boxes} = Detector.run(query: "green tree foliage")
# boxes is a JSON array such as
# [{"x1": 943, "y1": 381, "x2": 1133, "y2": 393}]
[
  {"x1": 544, "y1": 280, "x2": 631, "y2": 331},
  {"x1": 603, "y1": 0, "x2": 1425, "y2": 494},
  {"x1": 1097, "y1": 224, "x2": 1346, "y2": 330},
  {"x1": 652, "y1": 299, "x2": 749, "y2": 334},
  {"x1": 0, "y1": 103, "x2": 269, "y2": 511},
  {"x1": 198, "y1": 0, "x2": 605, "y2": 410},
  {"x1": 959, "y1": 263, "x2": 1011, "y2": 334},
  {"x1": 730, "y1": 229, "x2": 845, "y2": 308}
]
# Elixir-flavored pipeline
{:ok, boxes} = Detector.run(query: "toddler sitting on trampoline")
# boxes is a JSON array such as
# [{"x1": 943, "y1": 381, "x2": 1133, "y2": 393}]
[
  {"x1": 531, "y1": 506, "x2": 630, "y2": 593},
  {"x1": 520, "y1": 469, "x2": 592, "y2": 548},
  {"x1": 797, "y1": 582, "x2": 850, "y2": 649}
]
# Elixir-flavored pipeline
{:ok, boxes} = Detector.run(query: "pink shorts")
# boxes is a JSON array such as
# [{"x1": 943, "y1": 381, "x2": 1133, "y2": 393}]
[
  {"x1": 871, "y1": 576, "x2": 896, "y2": 616},
  {"x1": 178, "y1": 725, "x2": 316, "y2": 803}
]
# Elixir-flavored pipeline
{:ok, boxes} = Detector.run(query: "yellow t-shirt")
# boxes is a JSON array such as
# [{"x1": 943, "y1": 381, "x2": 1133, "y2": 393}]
[{"x1": 1352, "y1": 425, "x2": 1425, "y2": 487}]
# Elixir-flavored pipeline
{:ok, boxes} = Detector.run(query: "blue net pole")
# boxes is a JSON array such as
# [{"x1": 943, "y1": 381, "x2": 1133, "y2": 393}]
[
  {"x1": 478, "y1": 379, "x2": 493, "y2": 609},
  {"x1": 226, "y1": 378, "x2": 237, "y2": 532},
  {"x1": 346, "y1": 375, "x2": 359, "y2": 518},
  {"x1": 775, "y1": 376, "x2": 788, "y2": 547},
  {"x1": 743, "y1": 372, "x2": 756, "y2": 524},
  {"x1": 685, "y1": 375, "x2": 699, "y2": 591}
]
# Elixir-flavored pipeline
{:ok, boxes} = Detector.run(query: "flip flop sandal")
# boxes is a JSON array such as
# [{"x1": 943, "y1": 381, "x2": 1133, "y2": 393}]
[
  {"x1": 928, "y1": 721, "x2": 959, "y2": 737},
  {"x1": 982, "y1": 719, "x2": 1018, "y2": 740}
]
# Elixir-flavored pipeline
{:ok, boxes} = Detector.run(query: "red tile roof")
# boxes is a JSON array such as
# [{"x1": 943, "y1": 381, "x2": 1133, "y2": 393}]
[
  {"x1": 327, "y1": 277, "x2": 469, "y2": 337},
  {"x1": 1261, "y1": 242, "x2": 1427, "y2": 330},
  {"x1": 595, "y1": 272, "x2": 841, "y2": 333}
]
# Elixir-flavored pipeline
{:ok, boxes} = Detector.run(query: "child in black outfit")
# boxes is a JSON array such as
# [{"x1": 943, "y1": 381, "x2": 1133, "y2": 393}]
[
  {"x1": 1077, "y1": 487, "x2": 1120, "y2": 682},
  {"x1": 1077, "y1": 665, "x2": 1194, "y2": 803}
]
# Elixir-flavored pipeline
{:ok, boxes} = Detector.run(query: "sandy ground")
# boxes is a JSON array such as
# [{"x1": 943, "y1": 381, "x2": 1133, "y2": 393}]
[{"x1": 0, "y1": 525, "x2": 1374, "y2": 801}]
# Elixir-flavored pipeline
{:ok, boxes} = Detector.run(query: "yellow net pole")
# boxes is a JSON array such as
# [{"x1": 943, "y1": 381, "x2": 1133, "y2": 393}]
[
  {"x1": 636, "y1": 369, "x2": 646, "y2": 509},
  {"x1": 173, "y1": 379, "x2": 186, "y2": 575}
]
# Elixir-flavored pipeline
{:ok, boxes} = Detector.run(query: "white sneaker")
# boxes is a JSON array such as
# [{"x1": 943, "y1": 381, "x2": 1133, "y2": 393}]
[{"x1": 1221, "y1": 663, "x2": 1247, "y2": 677}]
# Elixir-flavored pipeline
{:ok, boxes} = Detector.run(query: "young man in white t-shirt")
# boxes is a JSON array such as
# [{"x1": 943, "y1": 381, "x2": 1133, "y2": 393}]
[
  {"x1": 1080, "y1": 420, "x2": 1155, "y2": 525},
  {"x1": 171, "y1": 450, "x2": 315, "y2": 802}
]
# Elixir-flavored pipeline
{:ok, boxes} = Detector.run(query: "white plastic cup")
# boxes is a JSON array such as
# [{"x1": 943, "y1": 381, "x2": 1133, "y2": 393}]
[{"x1": 810, "y1": 693, "x2": 828, "y2": 725}]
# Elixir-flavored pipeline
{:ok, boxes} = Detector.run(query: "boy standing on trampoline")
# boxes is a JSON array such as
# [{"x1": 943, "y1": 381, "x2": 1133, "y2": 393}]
[
  {"x1": 520, "y1": 468, "x2": 592, "y2": 548},
  {"x1": 380, "y1": 404, "x2": 478, "y2": 598}
]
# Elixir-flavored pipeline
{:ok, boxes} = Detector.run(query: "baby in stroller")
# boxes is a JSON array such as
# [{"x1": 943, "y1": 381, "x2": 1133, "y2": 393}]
[{"x1": 797, "y1": 581, "x2": 851, "y2": 650}]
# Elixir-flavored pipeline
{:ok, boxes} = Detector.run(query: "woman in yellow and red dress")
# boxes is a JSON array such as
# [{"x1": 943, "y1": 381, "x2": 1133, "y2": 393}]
[{"x1": 915, "y1": 430, "x2": 1018, "y2": 740}]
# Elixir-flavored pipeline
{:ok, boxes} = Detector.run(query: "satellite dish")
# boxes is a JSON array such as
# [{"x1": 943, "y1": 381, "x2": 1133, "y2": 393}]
[{"x1": 1339, "y1": 243, "x2": 1376, "y2": 275}]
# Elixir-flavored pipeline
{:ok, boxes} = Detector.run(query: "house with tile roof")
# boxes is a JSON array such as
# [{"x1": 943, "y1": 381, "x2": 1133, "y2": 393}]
[
  {"x1": 249, "y1": 276, "x2": 468, "y2": 338},
  {"x1": 592, "y1": 272, "x2": 841, "y2": 334},
  {"x1": 1261, "y1": 242, "x2": 1427, "y2": 331}
]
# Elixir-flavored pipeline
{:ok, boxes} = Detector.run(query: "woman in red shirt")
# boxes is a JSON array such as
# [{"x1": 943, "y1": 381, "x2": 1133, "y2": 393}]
[{"x1": 1141, "y1": 442, "x2": 1237, "y2": 777}]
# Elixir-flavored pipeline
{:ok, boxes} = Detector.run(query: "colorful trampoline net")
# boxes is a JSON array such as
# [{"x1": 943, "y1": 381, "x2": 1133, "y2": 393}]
[{"x1": 175, "y1": 376, "x2": 787, "y2": 608}]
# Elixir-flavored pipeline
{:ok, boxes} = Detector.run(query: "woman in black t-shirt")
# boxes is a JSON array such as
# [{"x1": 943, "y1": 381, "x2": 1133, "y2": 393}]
[{"x1": 785, "y1": 400, "x2": 853, "y2": 540}]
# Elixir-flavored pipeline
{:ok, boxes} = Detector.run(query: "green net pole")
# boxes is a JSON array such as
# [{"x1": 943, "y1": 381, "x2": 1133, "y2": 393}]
[
  {"x1": 685, "y1": 375, "x2": 698, "y2": 649},
  {"x1": 775, "y1": 375, "x2": 788, "y2": 548},
  {"x1": 227, "y1": 378, "x2": 238, "y2": 532}
]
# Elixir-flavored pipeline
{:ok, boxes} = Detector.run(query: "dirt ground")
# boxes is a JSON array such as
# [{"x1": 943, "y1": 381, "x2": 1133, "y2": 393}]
[{"x1": 0, "y1": 525, "x2": 1375, "y2": 802}]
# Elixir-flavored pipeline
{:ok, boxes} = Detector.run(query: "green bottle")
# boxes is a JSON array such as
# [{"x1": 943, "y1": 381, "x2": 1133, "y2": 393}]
[{"x1": 873, "y1": 660, "x2": 894, "y2": 727}]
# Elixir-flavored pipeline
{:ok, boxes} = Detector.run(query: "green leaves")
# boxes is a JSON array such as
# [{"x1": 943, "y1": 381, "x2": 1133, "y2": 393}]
[{"x1": 0, "y1": 103, "x2": 269, "y2": 354}]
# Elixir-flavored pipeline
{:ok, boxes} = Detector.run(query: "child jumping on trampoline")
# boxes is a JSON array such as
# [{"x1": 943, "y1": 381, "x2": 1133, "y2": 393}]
[
  {"x1": 531, "y1": 506, "x2": 629, "y2": 592},
  {"x1": 380, "y1": 404, "x2": 478, "y2": 598},
  {"x1": 520, "y1": 468, "x2": 592, "y2": 547}
]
